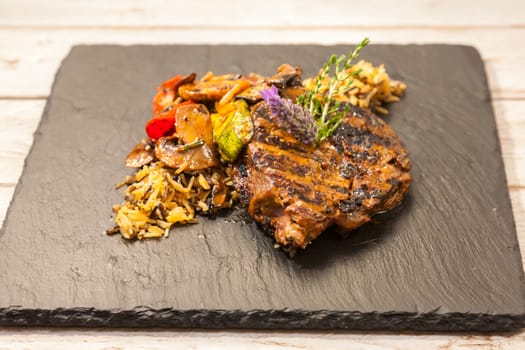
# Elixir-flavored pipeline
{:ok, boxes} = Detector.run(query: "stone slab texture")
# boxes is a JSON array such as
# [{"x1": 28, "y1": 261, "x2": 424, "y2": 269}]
[{"x1": 1, "y1": 45, "x2": 524, "y2": 331}]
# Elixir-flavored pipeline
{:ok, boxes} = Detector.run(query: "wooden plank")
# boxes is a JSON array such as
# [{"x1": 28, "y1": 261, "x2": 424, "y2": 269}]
[
  {"x1": 495, "y1": 100, "x2": 525, "y2": 263},
  {"x1": 0, "y1": 328, "x2": 524, "y2": 350},
  {"x1": 0, "y1": 187, "x2": 14, "y2": 228},
  {"x1": 511, "y1": 189, "x2": 525, "y2": 260},
  {"x1": 0, "y1": 100, "x2": 44, "y2": 185},
  {"x1": 0, "y1": 100, "x2": 42, "y2": 227},
  {"x1": 0, "y1": 29, "x2": 524, "y2": 99},
  {"x1": 1, "y1": 0, "x2": 524, "y2": 27},
  {"x1": 494, "y1": 100, "x2": 525, "y2": 187}
]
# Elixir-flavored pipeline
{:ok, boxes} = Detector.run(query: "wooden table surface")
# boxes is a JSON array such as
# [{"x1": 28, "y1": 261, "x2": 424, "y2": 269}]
[{"x1": 1, "y1": 1, "x2": 524, "y2": 348}]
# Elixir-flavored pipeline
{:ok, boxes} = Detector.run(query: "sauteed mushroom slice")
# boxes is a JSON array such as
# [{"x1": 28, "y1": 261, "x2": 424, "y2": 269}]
[
  {"x1": 268, "y1": 64, "x2": 303, "y2": 88},
  {"x1": 155, "y1": 104, "x2": 218, "y2": 171},
  {"x1": 125, "y1": 138, "x2": 155, "y2": 168},
  {"x1": 178, "y1": 74, "x2": 249, "y2": 103},
  {"x1": 235, "y1": 84, "x2": 268, "y2": 104},
  {"x1": 155, "y1": 136, "x2": 218, "y2": 172},
  {"x1": 175, "y1": 104, "x2": 215, "y2": 146}
]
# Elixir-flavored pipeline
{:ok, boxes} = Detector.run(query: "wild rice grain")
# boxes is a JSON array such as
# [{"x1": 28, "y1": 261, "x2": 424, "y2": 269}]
[{"x1": 109, "y1": 162, "x2": 237, "y2": 240}]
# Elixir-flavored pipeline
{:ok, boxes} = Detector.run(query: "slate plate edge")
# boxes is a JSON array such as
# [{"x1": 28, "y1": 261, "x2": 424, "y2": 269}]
[{"x1": 1, "y1": 306, "x2": 525, "y2": 332}]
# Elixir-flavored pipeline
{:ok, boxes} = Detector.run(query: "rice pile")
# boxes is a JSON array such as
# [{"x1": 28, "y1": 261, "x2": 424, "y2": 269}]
[
  {"x1": 305, "y1": 59, "x2": 407, "y2": 115},
  {"x1": 107, "y1": 162, "x2": 237, "y2": 239}
]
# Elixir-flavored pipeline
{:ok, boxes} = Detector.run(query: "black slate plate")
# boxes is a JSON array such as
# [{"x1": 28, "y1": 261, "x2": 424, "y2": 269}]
[{"x1": 1, "y1": 45, "x2": 525, "y2": 331}]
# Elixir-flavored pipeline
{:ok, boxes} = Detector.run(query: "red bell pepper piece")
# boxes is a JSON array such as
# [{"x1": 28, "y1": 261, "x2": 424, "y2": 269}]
[
  {"x1": 152, "y1": 74, "x2": 196, "y2": 116},
  {"x1": 145, "y1": 100, "x2": 195, "y2": 140},
  {"x1": 152, "y1": 75, "x2": 183, "y2": 115}
]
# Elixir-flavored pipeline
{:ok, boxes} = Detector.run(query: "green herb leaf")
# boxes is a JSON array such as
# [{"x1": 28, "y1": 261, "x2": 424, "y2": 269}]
[{"x1": 298, "y1": 37, "x2": 370, "y2": 144}]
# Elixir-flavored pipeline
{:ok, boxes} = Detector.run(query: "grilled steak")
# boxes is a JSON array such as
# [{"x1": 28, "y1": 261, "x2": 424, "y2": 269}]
[{"x1": 234, "y1": 103, "x2": 411, "y2": 255}]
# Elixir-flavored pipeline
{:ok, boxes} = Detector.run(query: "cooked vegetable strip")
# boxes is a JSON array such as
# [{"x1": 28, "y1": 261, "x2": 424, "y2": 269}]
[
  {"x1": 219, "y1": 80, "x2": 251, "y2": 106},
  {"x1": 200, "y1": 71, "x2": 215, "y2": 82},
  {"x1": 177, "y1": 138, "x2": 205, "y2": 152}
]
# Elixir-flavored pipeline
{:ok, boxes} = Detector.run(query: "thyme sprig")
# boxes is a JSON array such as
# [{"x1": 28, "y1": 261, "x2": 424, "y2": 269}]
[{"x1": 298, "y1": 37, "x2": 370, "y2": 144}]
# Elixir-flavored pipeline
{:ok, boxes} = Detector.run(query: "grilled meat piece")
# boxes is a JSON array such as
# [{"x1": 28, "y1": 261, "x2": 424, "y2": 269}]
[{"x1": 234, "y1": 103, "x2": 411, "y2": 255}]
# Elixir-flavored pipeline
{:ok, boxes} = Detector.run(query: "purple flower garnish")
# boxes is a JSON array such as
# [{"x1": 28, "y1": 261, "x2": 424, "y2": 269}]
[
  {"x1": 259, "y1": 86, "x2": 318, "y2": 145},
  {"x1": 259, "y1": 85, "x2": 281, "y2": 102}
]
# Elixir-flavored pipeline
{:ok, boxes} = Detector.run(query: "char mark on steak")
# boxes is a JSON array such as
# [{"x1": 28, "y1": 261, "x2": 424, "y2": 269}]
[{"x1": 234, "y1": 103, "x2": 411, "y2": 255}]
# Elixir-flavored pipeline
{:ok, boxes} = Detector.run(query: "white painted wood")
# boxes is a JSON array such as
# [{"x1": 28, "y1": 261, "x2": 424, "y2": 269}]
[
  {"x1": 511, "y1": 189, "x2": 525, "y2": 258},
  {"x1": 493, "y1": 101, "x2": 525, "y2": 188},
  {"x1": 2, "y1": 0, "x2": 524, "y2": 27},
  {"x1": 0, "y1": 100, "x2": 43, "y2": 228},
  {"x1": 1, "y1": 28, "x2": 524, "y2": 99},
  {"x1": 0, "y1": 100, "x2": 44, "y2": 185},
  {"x1": 0, "y1": 328, "x2": 524, "y2": 350},
  {"x1": 0, "y1": 187, "x2": 15, "y2": 228}
]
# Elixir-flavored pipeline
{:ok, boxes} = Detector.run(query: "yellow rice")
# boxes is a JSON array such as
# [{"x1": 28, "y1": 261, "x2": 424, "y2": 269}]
[{"x1": 108, "y1": 162, "x2": 237, "y2": 240}]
